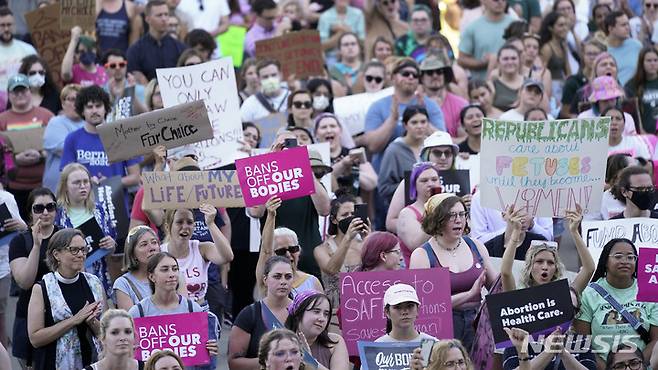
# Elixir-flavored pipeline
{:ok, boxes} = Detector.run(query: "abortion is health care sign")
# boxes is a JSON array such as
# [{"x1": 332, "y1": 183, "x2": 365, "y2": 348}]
[
  {"x1": 134, "y1": 312, "x2": 209, "y2": 366},
  {"x1": 479, "y1": 118, "x2": 610, "y2": 218},
  {"x1": 638, "y1": 247, "x2": 658, "y2": 302},
  {"x1": 235, "y1": 146, "x2": 315, "y2": 207}
]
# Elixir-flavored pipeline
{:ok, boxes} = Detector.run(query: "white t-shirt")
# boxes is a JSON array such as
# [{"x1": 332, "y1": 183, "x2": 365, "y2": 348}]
[
  {"x1": 608, "y1": 135, "x2": 652, "y2": 160},
  {"x1": 0, "y1": 40, "x2": 37, "y2": 91},
  {"x1": 177, "y1": 0, "x2": 230, "y2": 33},
  {"x1": 240, "y1": 88, "x2": 290, "y2": 122},
  {"x1": 375, "y1": 332, "x2": 438, "y2": 343},
  {"x1": 499, "y1": 109, "x2": 554, "y2": 121}
]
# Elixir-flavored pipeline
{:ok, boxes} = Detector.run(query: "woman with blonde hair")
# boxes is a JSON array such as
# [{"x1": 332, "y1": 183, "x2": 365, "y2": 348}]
[
  {"x1": 410, "y1": 339, "x2": 474, "y2": 370},
  {"x1": 258, "y1": 328, "x2": 304, "y2": 370},
  {"x1": 144, "y1": 79, "x2": 163, "y2": 111},
  {"x1": 144, "y1": 350, "x2": 184, "y2": 370},
  {"x1": 84, "y1": 309, "x2": 144, "y2": 370}
]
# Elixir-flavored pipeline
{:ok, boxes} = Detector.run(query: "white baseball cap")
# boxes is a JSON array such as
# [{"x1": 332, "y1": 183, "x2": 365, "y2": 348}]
[{"x1": 384, "y1": 283, "x2": 420, "y2": 306}]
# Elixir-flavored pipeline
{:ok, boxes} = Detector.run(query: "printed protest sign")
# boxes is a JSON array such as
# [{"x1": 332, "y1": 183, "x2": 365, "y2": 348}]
[
  {"x1": 59, "y1": 0, "x2": 95, "y2": 31},
  {"x1": 217, "y1": 26, "x2": 246, "y2": 67},
  {"x1": 235, "y1": 146, "x2": 315, "y2": 207},
  {"x1": 439, "y1": 170, "x2": 470, "y2": 197},
  {"x1": 455, "y1": 154, "x2": 479, "y2": 193},
  {"x1": 479, "y1": 118, "x2": 610, "y2": 217},
  {"x1": 486, "y1": 279, "x2": 573, "y2": 349},
  {"x1": 638, "y1": 247, "x2": 658, "y2": 302},
  {"x1": 134, "y1": 312, "x2": 209, "y2": 366},
  {"x1": 253, "y1": 113, "x2": 287, "y2": 149},
  {"x1": 76, "y1": 217, "x2": 107, "y2": 268},
  {"x1": 95, "y1": 176, "x2": 129, "y2": 248},
  {"x1": 1, "y1": 126, "x2": 45, "y2": 153},
  {"x1": 26, "y1": 4, "x2": 71, "y2": 87},
  {"x1": 141, "y1": 170, "x2": 244, "y2": 210},
  {"x1": 98, "y1": 100, "x2": 213, "y2": 163},
  {"x1": 333, "y1": 87, "x2": 394, "y2": 135},
  {"x1": 340, "y1": 268, "x2": 453, "y2": 356},
  {"x1": 358, "y1": 342, "x2": 418, "y2": 370},
  {"x1": 582, "y1": 218, "x2": 658, "y2": 264},
  {"x1": 255, "y1": 30, "x2": 323, "y2": 79},
  {"x1": 157, "y1": 58, "x2": 244, "y2": 169}
]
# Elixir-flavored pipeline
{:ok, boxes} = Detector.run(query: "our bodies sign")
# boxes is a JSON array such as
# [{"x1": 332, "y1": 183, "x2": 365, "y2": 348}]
[
  {"x1": 638, "y1": 248, "x2": 658, "y2": 302},
  {"x1": 339, "y1": 268, "x2": 453, "y2": 356},
  {"x1": 358, "y1": 342, "x2": 418, "y2": 370},
  {"x1": 134, "y1": 312, "x2": 209, "y2": 366},
  {"x1": 141, "y1": 170, "x2": 244, "y2": 209},
  {"x1": 157, "y1": 58, "x2": 243, "y2": 169},
  {"x1": 480, "y1": 118, "x2": 609, "y2": 217},
  {"x1": 235, "y1": 146, "x2": 315, "y2": 207},
  {"x1": 582, "y1": 218, "x2": 658, "y2": 263},
  {"x1": 98, "y1": 100, "x2": 213, "y2": 163}
]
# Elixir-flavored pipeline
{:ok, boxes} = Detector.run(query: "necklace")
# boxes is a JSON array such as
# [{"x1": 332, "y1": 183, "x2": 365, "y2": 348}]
[{"x1": 436, "y1": 237, "x2": 462, "y2": 257}]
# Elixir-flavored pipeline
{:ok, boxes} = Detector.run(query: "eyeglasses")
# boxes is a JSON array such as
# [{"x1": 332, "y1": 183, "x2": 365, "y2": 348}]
[
  {"x1": 611, "y1": 358, "x2": 644, "y2": 370},
  {"x1": 430, "y1": 148, "x2": 454, "y2": 158},
  {"x1": 71, "y1": 178, "x2": 90, "y2": 188},
  {"x1": 66, "y1": 245, "x2": 92, "y2": 256},
  {"x1": 399, "y1": 70, "x2": 418, "y2": 79},
  {"x1": 104, "y1": 61, "x2": 127, "y2": 69},
  {"x1": 609, "y1": 253, "x2": 637, "y2": 262},
  {"x1": 423, "y1": 69, "x2": 444, "y2": 77},
  {"x1": 448, "y1": 211, "x2": 469, "y2": 221},
  {"x1": 274, "y1": 245, "x2": 300, "y2": 256},
  {"x1": 27, "y1": 70, "x2": 45, "y2": 76},
  {"x1": 292, "y1": 101, "x2": 312, "y2": 109},
  {"x1": 646, "y1": 3, "x2": 658, "y2": 8},
  {"x1": 365, "y1": 75, "x2": 384, "y2": 83},
  {"x1": 443, "y1": 359, "x2": 467, "y2": 369},
  {"x1": 32, "y1": 202, "x2": 57, "y2": 214}
]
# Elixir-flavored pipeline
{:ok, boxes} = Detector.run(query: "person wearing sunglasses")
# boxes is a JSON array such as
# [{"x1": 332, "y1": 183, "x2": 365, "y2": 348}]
[
  {"x1": 606, "y1": 344, "x2": 650, "y2": 370},
  {"x1": 609, "y1": 166, "x2": 658, "y2": 219},
  {"x1": 287, "y1": 90, "x2": 315, "y2": 129},
  {"x1": 629, "y1": 0, "x2": 658, "y2": 47},
  {"x1": 61, "y1": 26, "x2": 108, "y2": 87},
  {"x1": 574, "y1": 238, "x2": 658, "y2": 368},
  {"x1": 360, "y1": 60, "x2": 387, "y2": 93},
  {"x1": 101, "y1": 48, "x2": 147, "y2": 122},
  {"x1": 27, "y1": 228, "x2": 107, "y2": 370},
  {"x1": 9, "y1": 188, "x2": 55, "y2": 367}
]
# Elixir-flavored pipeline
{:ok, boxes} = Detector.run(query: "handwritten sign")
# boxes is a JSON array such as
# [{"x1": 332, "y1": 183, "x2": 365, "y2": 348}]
[
  {"x1": 235, "y1": 146, "x2": 315, "y2": 207},
  {"x1": 582, "y1": 218, "x2": 658, "y2": 263},
  {"x1": 479, "y1": 118, "x2": 610, "y2": 217},
  {"x1": 358, "y1": 342, "x2": 418, "y2": 370},
  {"x1": 59, "y1": 0, "x2": 95, "y2": 31},
  {"x1": 142, "y1": 171, "x2": 244, "y2": 209},
  {"x1": 333, "y1": 87, "x2": 394, "y2": 135},
  {"x1": 26, "y1": 4, "x2": 71, "y2": 87},
  {"x1": 253, "y1": 113, "x2": 287, "y2": 149},
  {"x1": 486, "y1": 279, "x2": 574, "y2": 349},
  {"x1": 157, "y1": 58, "x2": 244, "y2": 169},
  {"x1": 97, "y1": 100, "x2": 213, "y2": 163},
  {"x1": 638, "y1": 248, "x2": 658, "y2": 302},
  {"x1": 339, "y1": 268, "x2": 453, "y2": 356},
  {"x1": 255, "y1": 30, "x2": 323, "y2": 79},
  {"x1": 134, "y1": 312, "x2": 209, "y2": 366},
  {"x1": 1, "y1": 127, "x2": 45, "y2": 153}
]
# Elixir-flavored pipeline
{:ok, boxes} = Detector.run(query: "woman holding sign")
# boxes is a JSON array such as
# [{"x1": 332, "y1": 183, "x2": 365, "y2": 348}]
[
  {"x1": 55, "y1": 163, "x2": 117, "y2": 297},
  {"x1": 84, "y1": 309, "x2": 144, "y2": 370}
]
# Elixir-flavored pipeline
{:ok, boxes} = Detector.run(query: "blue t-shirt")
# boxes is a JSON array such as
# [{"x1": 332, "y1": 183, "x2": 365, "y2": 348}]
[
  {"x1": 42, "y1": 115, "x2": 85, "y2": 192},
  {"x1": 609, "y1": 38, "x2": 643, "y2": 86},
  {"x1": 60, "y1": 127, "x2": 141, "y2": 177},
  {"x1": 364, "y1": 95, "x2": 445, "y2": 171}
]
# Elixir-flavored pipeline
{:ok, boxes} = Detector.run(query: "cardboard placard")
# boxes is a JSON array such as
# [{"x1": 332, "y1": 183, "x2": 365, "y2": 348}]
[
  {"x1": 217, "y1": 26, "x2": 247, "y2": 67},
  {"x1": 255, "y1": 30, "x2": 324, "y2": 79},
  {"x1": 339, "y1": 268, "x2": 453, "y2": 356},
  {"x1": 486, "y1": 279, "x2": 574, "y2": 349},
  {"x1": 637, "y1": 247, "x2": 658, "y2": 302},
  {"x1": 59, "y1": 0, "x2": 95, "y2": 31},
  {"x1": 582, "y1": 218, "x2": 658, "y2": 263},
  {"x1": 1, "y1": 126, "x2": 45, "y2": 153},
  {"x1": 141, "y1": 170, "x2": 245, "y2": 210},
  {"x1": 157, "y1": 58, "x2": 244, "y2": 169},
  {"x1": 94, "y1": 176, "x2": 129, "y2": 248},
  {"x1": 25, "y1": 4, "x2": 71, "y2": 88},
  {"x1": 134, "y1": 312, "x2": 209, "y2": 366},
  {"x1": 479, "y1": 118, "x2": 610, "y2": 218},
  {"x1": 333, "y1": 87, "x2": 394, "y2": 135},
  {"x1": 253, "y1": 113, "x2": 288, "y2": 149},
  {"x1": 235, "y1": 146, "x2": 315, "y2": 207},
  {"x1": 97, "y1": 100, "x2": 213, "y2": 163},
  {"x1": 358, "y1": 341, "x2": 418, "y2": 370}
]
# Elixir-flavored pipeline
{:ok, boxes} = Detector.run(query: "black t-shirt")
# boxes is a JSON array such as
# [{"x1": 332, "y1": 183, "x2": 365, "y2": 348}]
[
  {"x1": 8, "y1": 226, "x2": 61, "y2": 318},
  {"x1": 227, "y1": 207, "x2": 251, "y2": 252},
  {"x1": 458, "y1": 140, "x2": 479, "y2": 155},
  {"x1": 234, "y1": 301, "x2": 268, "y2": 359}
]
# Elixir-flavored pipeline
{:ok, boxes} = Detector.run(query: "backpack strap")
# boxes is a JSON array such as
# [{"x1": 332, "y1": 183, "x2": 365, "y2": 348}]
[
  {"x1": 137, "y1": 302, "x2": 145, "y2": 318},
  {"x1": 123, "y1": 276, "x2": 144, "y2": 302},
  {"x1": 589, "y1": 282, "x2": 651, "y2": 344},
  {"x1": 255, "y1": 92, "x2": 276, "y2": 113},
  {"x1": 421, "y1": 242, "x2": 440, "y2": 268},
  {"x1": 463, "y1": 236, "x2": 484, "y2": 265},
  {"x1": 187, "y1": 298, "x2": 194, "y2": 313}
]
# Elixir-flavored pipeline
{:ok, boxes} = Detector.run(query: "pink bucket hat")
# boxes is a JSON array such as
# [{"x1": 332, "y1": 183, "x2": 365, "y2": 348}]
[{"x1": 588, "y1": 75, "x2": 624, "y2": 103}]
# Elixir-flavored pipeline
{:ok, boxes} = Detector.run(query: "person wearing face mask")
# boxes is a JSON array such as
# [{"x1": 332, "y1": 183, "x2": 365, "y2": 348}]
[
  {"x1": 240, "y1": 59, "x2": 290, "y2": 122},
  {"x1": 308, "y1": 78, "x2": 335, "y2": 116},
  {"x1": 17, "y1": 55, "x2": 61, "y2": 115},
  {"x1": 610, "y1": 166, "x2": 658, "y2": 219},
  {"x1": 61, "y1": 26, "x2": 108, "y2": 87}
]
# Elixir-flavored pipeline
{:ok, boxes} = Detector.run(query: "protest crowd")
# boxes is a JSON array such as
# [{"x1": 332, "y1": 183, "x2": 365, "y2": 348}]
[{"x1": 5, "y1": 0, "x2": 658, "y2": 369}]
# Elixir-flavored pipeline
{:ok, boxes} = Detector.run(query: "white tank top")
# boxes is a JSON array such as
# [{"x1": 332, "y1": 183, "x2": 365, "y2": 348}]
[{"x1": 161, "y1": 240, "x2": 210, "y2": 302}]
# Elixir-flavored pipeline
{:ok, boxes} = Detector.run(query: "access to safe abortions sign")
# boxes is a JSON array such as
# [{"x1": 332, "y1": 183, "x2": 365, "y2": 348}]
[
  {"x1": 339, "y1": 268, "x2": 453, "y2": 356},
  {"x1": 98, "y1": 100, "x2": 213, "y2": 163},
  {"x1": 358, "y1": 341, "x2": 418, "y2": 370},
  {"x1": 480, "y1": 118, "x2": 609, "y2": 217},
  {"x1": 141, "y1": 170, "x2": 245, "y2": 209},
  {"x1": 637, "y1": 248, "x2": 658, "y2": 302},
  {"x1": 157, "y1": 58, "x2": 244, "y2": 169},
  {"x1": 582, "y1": 218, "x2": 658, "y2": 265},
  {"x1": 486, "y1": 279, "x2": 573, "y2": 349},
  {"x1": 134, "y1": 312, "x2": 209, "y2": 366},
  {"x1": 235, "y1": 146, "x2": 315, "y2": 207}
]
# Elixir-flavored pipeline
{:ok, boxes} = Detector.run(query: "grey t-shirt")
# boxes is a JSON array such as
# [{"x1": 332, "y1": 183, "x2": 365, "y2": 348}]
[
  {"x1": 128, "y1": 294, "x2": 203, "y2": 318},
  {"x1": 113, "y1": 272, "x2": 152, "y2": 305}
]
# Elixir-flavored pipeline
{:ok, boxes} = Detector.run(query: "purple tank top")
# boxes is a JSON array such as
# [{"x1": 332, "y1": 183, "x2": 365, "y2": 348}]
[{"x1": 421, "y1": 237, "x2": 483, "y2": 299}]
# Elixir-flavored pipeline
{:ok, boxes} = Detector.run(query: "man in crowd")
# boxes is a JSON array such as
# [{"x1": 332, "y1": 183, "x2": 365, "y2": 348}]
[
  {"x1": 605, "y1": 10, "x2": 642, "y2": 85},
  {"x1": 244, "y1": 0, "x2": 280, "y2": 57},
  {"x1": 102, "y1": 49, "x2": 146, "y2": 121},
  {"x1": 240, "y1": 59, "x2": 290, "y2": 122},
  {"x1": 395, "y1": 5, "x2": 435, "y2": 62},
  {"x1": 0, "y1": 7, "x2": 36, "y2": 93},
  {"x1": 499, "y1": 80, "x2": 546, "y2": 121},
  {"x1": 318, "y1": 0, "x2": 365, "y2": 64}
]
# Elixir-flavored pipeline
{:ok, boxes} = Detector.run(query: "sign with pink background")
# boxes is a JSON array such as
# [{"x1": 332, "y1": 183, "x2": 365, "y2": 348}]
[
  {"x1": 339, "y1": 268, "x2": 454, "y2": 356},
  {"x1": 637, "y1": 247, "x2": 658, "y2": 302},
  {"x1": 134, "y1": 312, "x2": 209, "y2": 366},
  {"x1": 235, "y1": 146, "x2": 316, "y2": 207}
]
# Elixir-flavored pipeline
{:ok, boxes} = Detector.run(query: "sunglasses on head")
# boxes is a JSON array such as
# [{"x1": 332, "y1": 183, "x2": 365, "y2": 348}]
[
  {"x1": 274, "y1": 245, "x2": 300, "y2": 256},
  {"x1": 292, "y1": 101, "x2": 312, "y2": 109},
  {"x1": 104, "y1": 61, "x2": 127, "y2": 69},
  {"x1": 33, "y1": 202, "x2": 56, "y2": 214},
  {"x1": 399, "y1": 70, "x2": 418, "y2": 79},
  {"x1": 365, "y1": 75, "x2": 384, "y2": 83}
]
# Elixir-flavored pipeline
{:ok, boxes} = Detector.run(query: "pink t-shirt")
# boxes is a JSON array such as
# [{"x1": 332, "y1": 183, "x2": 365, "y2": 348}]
[
  {"x1": 161, "y1": 240, "x2": 210, "y2": 302},
  {"x1": 442, "y1": 93, "x2": 468, "y2": 138},
  {"x1": 72, "y1": 63, "x2": 108, "y2": 87}
]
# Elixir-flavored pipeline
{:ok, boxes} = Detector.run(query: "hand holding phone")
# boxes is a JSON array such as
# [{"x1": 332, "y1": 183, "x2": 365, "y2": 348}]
[
  {"x1": 420, "y1": 338, "x2": 435, "y2": 367},
  {"x1": 284, "y1": 138, "x2": 298, "y2": 148}
]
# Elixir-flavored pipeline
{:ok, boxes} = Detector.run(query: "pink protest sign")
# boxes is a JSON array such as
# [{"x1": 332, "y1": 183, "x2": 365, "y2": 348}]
[
  {"x1": 134, "y1": 312, "x2": 209, "y2": 366},
  {"x1": 637, "y1": 247, "x2": 658, "y2": 302},
  {"x1": 339, "y1": 268, "x2": 453, "y2": 356},
  {"x1": 235, "y1": 146, "x2": 315, "y2": 207}
]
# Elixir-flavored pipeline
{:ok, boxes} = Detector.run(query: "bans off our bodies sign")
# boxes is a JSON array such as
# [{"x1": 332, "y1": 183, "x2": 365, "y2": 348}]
[{"x1": 480, "y1": 118, "x2": 609, "y2": 218}]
